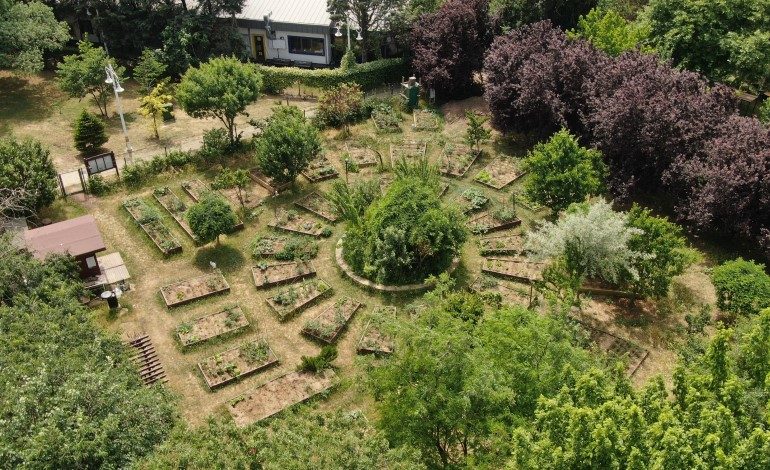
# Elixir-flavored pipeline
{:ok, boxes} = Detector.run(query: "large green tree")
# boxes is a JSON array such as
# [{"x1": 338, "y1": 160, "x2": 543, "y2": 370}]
[
  {"x1": 176, "y1": 56, "x2": 262, "y2": 144},
  {"x1": 327, "y1": 0, "x2": 404, "y2": 62},
  {"x1": 255, "y1": 106, "x2": 322, "y2": 185},
  {"x1": 489, "y1": 0, "x2": 596, "y2": 31},
  {"x1": 568, "y1": 7, "x2": 649, "y2": 56},
  {"x1": 56, "y1": 41, "x2": 125, "y2": 117},
  {"x1": 641, "y1": 0, "x2": 770, "y2": 91},
  {"x1": 186, "y1": 193, "x2": 238, "y2": 244},
  {"x1": 0, "y1": 136, "x2": 57, "y2": 216},
  {"x1": 523, "y1": 128, "x2": 607, "y2": 214},
  {"x1": 0, "y1": 0, "x2": 69, "y2": 73},
  {"x1": 0, "y1": 238, "x2": 178, "y2": 467}
]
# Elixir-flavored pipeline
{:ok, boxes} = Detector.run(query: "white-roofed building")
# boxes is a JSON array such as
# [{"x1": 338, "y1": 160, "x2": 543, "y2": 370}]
[{"x1": 236, "y1": 0, "x2": 335, "y2": 67}]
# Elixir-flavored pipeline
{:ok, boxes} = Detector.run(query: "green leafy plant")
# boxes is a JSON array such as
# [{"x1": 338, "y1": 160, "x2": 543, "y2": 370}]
[
  {"x1": 712, "y1": 258, "x2": 770, "y2": 317},
  {"x1": 297, "y1": 345, "x2": 338, "y2": 373},
  {"x1": 255, "y1": 106, "x2": 322, "y2": 185},
  {"x1": 73, "y1": 110, "x2": 107, "y2": 155}
]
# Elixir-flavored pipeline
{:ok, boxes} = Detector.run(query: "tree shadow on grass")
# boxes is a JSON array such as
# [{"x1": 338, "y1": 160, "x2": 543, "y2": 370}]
[
  {"x1": 0, "y1": 75, "x2": 60, "y2": 131},
  {"x1": 193, "y1": 244, "x2": 246, "y2": 275}
]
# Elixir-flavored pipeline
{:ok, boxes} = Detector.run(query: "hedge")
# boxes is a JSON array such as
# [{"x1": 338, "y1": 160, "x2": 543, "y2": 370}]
[{"x1": 258, "y1": 58, "x2": 408, "y2": 94}]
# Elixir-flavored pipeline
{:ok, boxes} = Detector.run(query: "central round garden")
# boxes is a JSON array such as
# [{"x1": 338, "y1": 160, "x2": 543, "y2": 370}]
[{"x1": 334, "y1": 163, "x2": 467, "y2": 288}]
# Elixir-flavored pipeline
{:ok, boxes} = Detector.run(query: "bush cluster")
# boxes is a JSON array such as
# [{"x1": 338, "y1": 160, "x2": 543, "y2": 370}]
[
  {"x1": 484, "y1": 21, "x2": 770, "y2": 256},
  {"x1": 122, "y1": 150, "x2": 199, "y2": 188},
  {"x1": 259, "y1": 58, "x2": 407, "y2": 95},
  {"x1": 712, "y1": 258, "x2": 770, "y2": 317}
]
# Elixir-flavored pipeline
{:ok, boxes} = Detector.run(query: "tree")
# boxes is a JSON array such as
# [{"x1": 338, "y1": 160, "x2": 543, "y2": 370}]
[
  {"x1": 759, "y1": 100, "x2": 770, "y2": 126},
  {"x1": 568, "y1": 7, "x2": 649, "y2": 56},
  {"x1": 341, "y1": 169, "x2": 467, "y2": 285},
  {"x1": 0, "y1": 0, "x2": 69, "y2": 73},
  {"x1": 211, "y1": 168, "x2": 250, "y2": 209},
  {"x1": 489, "y1": 0, "x2": 597, "y2": 31},
  {"x1": 712, "y1": 258, "x2": 770, "y2": 317},
  {"x1": 526, "y1": 200, "x2": 644, "y2": 287},
  {"x1": 133, "y1": 48, "x2": 168, "y2": 94},
  {"x1": 464, "y1": 110, "x2": 491, "y2": 153},
  {"x1": 315, "y1": 82, "x2": 364, "y2": 133},
  {"x1": 73, "y1": 110, "x2": 108, "y2": 154},
  {"x1": 176, "y1": 56, "x2": 262, "y2": 144},
  {"x1": 327, "y1": 0, "x2": 404, "y2": 62},
  {"x1": 0, "y1": 239, "x2": 177, "y2": 468},
  {"x1": 56, "y1": 41, "x2": 124, "y2": 117},
  {"x1": 624, "y1": 204, "x2": 695, "y2": 299},
  {"x1": 410, "y1": 0, "x2": 489, "y2": 98},
  {"x1": 138, "y1": 82, "x2": 173, "y2": 139},
  {"x1": 255, "y1": 106, "x2": 321, "y2": 185},
  {"x1": 523, "y1": 128, "x2": 607, "y2": 214},
  {"x1": 640, "y1": 0, "x2": 770, "y2": 92},
  {"x1": 186, "y1": 193, "x2": 238, "y2": 244},
  {"x1": 483, "y1": 21, "x2": 605, "y2": 137},
  {"x1": 0, "y1": 136, "x2": 57, "y2": 216}
]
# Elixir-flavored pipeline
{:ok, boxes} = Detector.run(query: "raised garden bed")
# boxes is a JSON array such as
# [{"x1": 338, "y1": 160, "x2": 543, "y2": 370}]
[
  {"x1": 294, "y1": 191, "x2": 338, "y2": 222},
  {"x1": 576, "y1": 320, "x2": 649, "y2": 376},
  {"x1": 470, "y1": 275, "x2": 535, "y2": 307},
  {"x1": 372, "y1": 106, "x2": 401, "y2": 133},
  {"x1": 249, "y1": 168, "x2": 292, "y2": 194},
  {"x1": 301, "y1": 297, "x2": 363, "y2": 344},
  {"x1": 266, "y1": 279, "x2": 332, "y2": 321},
  {"x1": 343, "y1": 144, "x2": 379, "y2": 168},
  {"x1": 153, "y1": 186, "x2": 198, "y2": 242},
  {"x1": 468, "y1": 208, "x2": 521, "y2": 234},
  {"x1": 440, "y1": 143, "x2": 479, "y2": 178},
  {"x1": 482, "y1": 257, "x2": 545, "y2": 283},
  {"x1": 390, "y1": 141, "x2": 427, "y2": 166},
  {"x1": 250, "y1": 234, "x2": 319, "y2": 260},
  {"x1": 479, "y1": 233, "x2": 525, "y2": 255},
  {"x1": 228, "y1": 370, "x2": 336, "y2": 427},
  {"x1": 176, "y1": 305, "x2": 249, "y2": 348},
  {"x1": 160, "y1": 271, "x2": 230, "y2": 308},
  {"x1": 474, "y1": 157, "x2": 525, "y2": 190},
  {"x1": 221, "y1": 185, "x2": 265, "y2": 211},
  {"x1": 123, "y1": 198, "x2": 182, "y2": 256},
  {"x1": 302, "y1": 155, "x2": 339, "y2": 183},
  {"x1": 197, "y1": 338, "x2": 279, "y2": 390},
  {"x1": 268, "y1": 209, "x2": 330, "y2": 237},
  {"x1": 181, "y1": 179, "x2": 244, "y2": 231},
  {"x1": 412, "y1": 109, "x2": 440, "y2": 131},
  {"x1": 357, "y1": 306, "x2": 397, "y2": 355},
  {"x1": 252, "y1": 260, "x2": 316, "y2": 288},
  {"x1": 457, "y1": 188, "x2": 490, "y2": 214}
]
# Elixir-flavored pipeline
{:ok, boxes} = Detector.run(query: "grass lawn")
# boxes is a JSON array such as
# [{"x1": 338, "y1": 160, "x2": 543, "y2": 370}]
[{"x1": 8, "y1": 72, "x2": 717, "y2": 424}]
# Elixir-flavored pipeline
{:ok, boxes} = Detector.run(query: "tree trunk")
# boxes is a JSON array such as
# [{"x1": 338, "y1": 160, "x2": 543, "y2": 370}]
[{"x1": 152, "y1": 115, "x2": 159, "y2": 139}]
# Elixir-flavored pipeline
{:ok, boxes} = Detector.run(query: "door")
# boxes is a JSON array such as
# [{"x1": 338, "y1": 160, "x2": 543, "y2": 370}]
[{"x1": 253, "y1": 35, "x2": 266, "y2": 63}]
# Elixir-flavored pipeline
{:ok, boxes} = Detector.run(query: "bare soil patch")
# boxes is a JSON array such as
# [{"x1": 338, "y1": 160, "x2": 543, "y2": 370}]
[
  {"x1": 479, "y1": 233, "x2": 524, "y2": 255},
  {"x1": 176, "y1": 305, "x2": 250, "y2": 348},
  {"x1": 440, "y1": 143, "x2": 479, "y2": 178},
  {"x1": 268, "y1": 209, "x2": 329, "y2": 237},
  {"x1": 302, "y1": 155, "x2": 339, "y2": 183},
  {"x1": 483, "y1": 257, "x2": 544, "y2": 283},
  {"x1": 197, "y1": 338, "x2": 279, "y2": 390},
  {"x1": 160, "y1": 271, "x2": 230, "y2": 308},
  {"x1": 252, "y1": 260, "x2": 316, "y2": 288},
  {"x1": 294, "y1": 191, "x2": 338, "y2": 222},
  {"x1": 301, "y1": 297, "x2": 363, "y2": 344},
  {"x1": 474, "y1": 157, "x2": 525, "y2": 190},
  {"x1": 266, "y1": 279, "x2": 333, "y2": 321},
  {"x1": 390, "y1": 140, "x2": 427, "y2": 166}
]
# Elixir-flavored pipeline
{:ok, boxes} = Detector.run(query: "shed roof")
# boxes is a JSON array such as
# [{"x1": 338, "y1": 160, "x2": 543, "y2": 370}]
[
  {"x1": 24, "y1": 215, "x2": 106, "y2": 259},
  {"x1": 238, "y1": 0, "x2": 332, "y2": 26}
]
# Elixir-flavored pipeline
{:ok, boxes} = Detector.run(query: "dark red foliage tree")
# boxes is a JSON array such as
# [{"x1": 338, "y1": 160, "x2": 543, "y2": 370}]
[
  {"x1": 483, "y1": 21, "x2": 605, "y2": 137},
  {"x1": 410, "y1": 0, "x2": 490, "y2": 99},
  {"x1": 585, "y1": 52, "x2": 735, "y2": 197}
]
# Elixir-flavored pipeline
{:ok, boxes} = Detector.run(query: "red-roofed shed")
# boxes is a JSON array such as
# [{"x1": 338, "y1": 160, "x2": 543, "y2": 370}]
[{"x1": 24, "y1": 215, "x2": 107, "y2": 278}]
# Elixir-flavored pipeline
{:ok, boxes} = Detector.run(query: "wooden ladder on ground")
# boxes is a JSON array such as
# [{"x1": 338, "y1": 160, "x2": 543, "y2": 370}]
[{"x1": 124, "y1": 332, "x2": 168, "y2": 386}]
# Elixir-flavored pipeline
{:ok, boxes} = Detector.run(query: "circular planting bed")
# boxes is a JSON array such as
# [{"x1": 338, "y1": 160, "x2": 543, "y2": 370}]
[{"x1": 335, "y1": 238, "x2": 460, "y2": 293}]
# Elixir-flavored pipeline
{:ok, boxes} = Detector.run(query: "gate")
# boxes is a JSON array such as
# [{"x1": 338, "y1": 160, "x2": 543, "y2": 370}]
[{"x1": 58, "y1": 167, "x2": 87, "y2": 197}]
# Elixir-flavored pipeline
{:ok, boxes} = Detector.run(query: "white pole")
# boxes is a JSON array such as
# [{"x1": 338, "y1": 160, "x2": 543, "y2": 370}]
[{"x1": 106, "y1": 64, "x2": 134, "y2": 165}]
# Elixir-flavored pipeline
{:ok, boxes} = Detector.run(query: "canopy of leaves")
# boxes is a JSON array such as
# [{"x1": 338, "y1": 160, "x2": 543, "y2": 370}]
[
  {"x1": 489, "y1": 0, "x2": 597, "y2": 31},
  {"x1": 712, "y1": 258, "x2": 770, "y2": 317},
  {"x1": 568, "y1": 7, "x2": 649, "y2": 56},
  {"x1": 73, "y1": 110, "x2": 108, "y2": 154},
  {"x1": 0, "y1": 0, "x2": 69, "y2": 73},
  {"x1": 0, "y1": 136, "x2": 57, "y2": 215},
  {"x1": 523, "y1": 128, "x2": 607, "y2": 213},
  {"x1": 176, "y1": 56, "x2": 262, "y2": 143},
  {"x1": 526, "y1": 200, "x2": 644, "y2": 285},
  {"x1": 186, "y1": 193, "x2": 238, "y2": 244},
  {"x1": 0, "y1": 238, "x2": 177, "y2": 468},
  {"x1": 56, "y1": 41, "x2": 124, "y2": 117},
  {"x1": 133, "y1": 48, "x2": 168, "y2": 94},
  {"x1": 508, "y1": 316, "x2": 770, "y2": 468},
  {"x1": 255, "y1": 106, "x2": 321, "y2": 184},
  {"x1": 640, "y1": 0, "x2": 770, "y2": 92},
  {"x1": 138, "y1": 409, "x2": 423, "y2": 469},
  {"x1": 464, "y1": 110, "x2": 491, "y2": 151},
  {"x1": 370, "y1": 290, "x2": 594, "y2": 468},
  {"x1": 315, "y1": 82, "x2": 365, "y2": 129},
  {"x1": 409, "y1": 0, "x2": 489, "y2": 98},
  {"x1": 138, "y1": 82, "x2": 173, "y2": 139},
  {"x1": 341, "y1": 168, "x2": 466, "y2": 285},
  {"x1": 327, "y1": 0, "x2": 404, "y2": 62}
]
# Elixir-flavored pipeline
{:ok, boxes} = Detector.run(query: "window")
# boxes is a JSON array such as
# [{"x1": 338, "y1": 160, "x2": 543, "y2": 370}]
[
  {"x1": 288, "y1": 36, "x2": 325, "y2": 56},
  {"x1": 241, "y1": 34, "x2": 252, "y2": 56},
  {"x1": 85, "y1": 256, "x2": 97, "y2": 269}
]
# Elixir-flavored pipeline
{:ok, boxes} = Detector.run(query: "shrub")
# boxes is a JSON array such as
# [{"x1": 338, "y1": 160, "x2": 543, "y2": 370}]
[
  {"x1": 0, "y1": 137, "x2": 58, "y2": 215},
  {"x1": 255, "y1": 106, "x2": 321, "y2": 185},
  {"x1": 297, "y1": 345, "x2": 338, "y2": 373},
  {"x1": 186, "y1": 194, "x2": 238, "y2": 244},
  {"x1": 712, "y1": 258, "x2": 770, "y2": 317},
  {"x1": 314, "y1": 82, "x2": 365, "y2": 131},
  {"x1": 87, "y1": 174, "x2": 110, "y2": 196},
  {"x1": 342, "y1": 172, "x2": 467, "y2": 285},
  {"x1": 199, "y1": 128, "x2": 232, "y2": 163},
  {"x1": 73, "y1": 110, "x2": 107, "y2": 154}
]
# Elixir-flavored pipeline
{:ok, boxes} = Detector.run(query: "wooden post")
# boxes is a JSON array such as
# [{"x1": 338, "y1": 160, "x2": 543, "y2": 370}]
[{"x1": 58, "y1": 174, "x2": 67, "y2": 199}]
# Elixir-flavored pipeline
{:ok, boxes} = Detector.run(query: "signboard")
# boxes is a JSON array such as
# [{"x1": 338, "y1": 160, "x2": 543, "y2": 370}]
[{"x1": 85, "y1": 151, "x2": 117, "y2": 176}]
